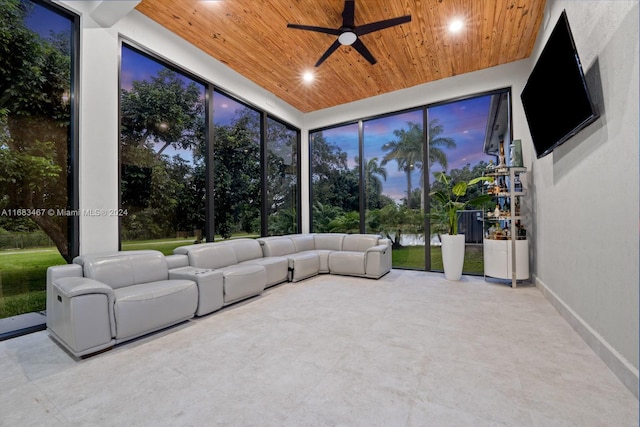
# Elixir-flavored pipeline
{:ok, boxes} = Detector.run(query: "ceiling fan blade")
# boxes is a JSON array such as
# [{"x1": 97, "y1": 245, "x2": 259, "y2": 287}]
[
  {"x1": 287, "y1": 23, "x2": 340, "y2": 36},
  {"x1": 342, "y1": 0, "x2": 355, "y2": 28},
  {"x1": 356, "y1": 15, "x2": 412, "y2": 36},
  {"x1": 352, "y1": 38, "x2": 377, "y2": 65},
  {"x1": 315, "y1": 39, "x2": 342, "y2": 67}
]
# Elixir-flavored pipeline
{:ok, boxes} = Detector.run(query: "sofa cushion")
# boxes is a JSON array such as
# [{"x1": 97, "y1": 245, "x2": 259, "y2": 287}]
[
  {"x1": 113, "y1": 279, "x2": 197, "y2": 340},
  {"x1": 288, "y1": 252, "x2": 321, "y2": 282},
  {"x1": 224, "y1": 239, "x2": 264, "y2": 263},
  {"x1": 176, "y1": 243, "x2": 238, "y2": 269},
  {"x1": 328, "y1": 251, "x2": 366, "y2": 276},
  {"x1": 290, "y1": 234, "x2": 315, "y2": 252},
  {"x1": 313, "y1": 250, "x2": 333, "y2": 273},
  {"x1": 258, "y1": 236, "x2": 295, "y2": 257},
  {"x1": 80, "y1": 251, "x2": 169, "y2": 290},
  {"x1": 221, "y1": 264, "x2": 266, "y2": 303},
  {"x1": 314, "y1": 233, "x2": 346, "y2": 251},
  {"x1": 238, "y1": 257, "x2": 289, "y2": 287}
]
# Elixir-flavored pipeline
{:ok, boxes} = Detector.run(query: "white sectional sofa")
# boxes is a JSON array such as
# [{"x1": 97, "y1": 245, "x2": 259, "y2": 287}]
[
  {"x1": 256, "y1": 233, "x2": 392, "y2": 281},
  {"x1": 46, "y1": 233, "x2": 391, "y2": 358}
]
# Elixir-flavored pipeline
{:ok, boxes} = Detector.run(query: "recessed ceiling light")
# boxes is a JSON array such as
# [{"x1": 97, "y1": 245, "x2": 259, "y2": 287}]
[
  {"x1": 303, "y1": 71, "x2": 315, "y2": 83},
  {"x1": 449, "y1": 18, "x2": 464, "y2": 33}
]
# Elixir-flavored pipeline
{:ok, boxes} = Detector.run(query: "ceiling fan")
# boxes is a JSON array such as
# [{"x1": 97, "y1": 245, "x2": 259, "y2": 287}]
[{"x1": 287, "y1": 0, "x2": 412, "y2": 67}]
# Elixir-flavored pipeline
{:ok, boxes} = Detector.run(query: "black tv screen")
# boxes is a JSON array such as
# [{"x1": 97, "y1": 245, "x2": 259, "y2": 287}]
[{"x1": 521, "y1": 10, "x2": 599, "y2": 158}]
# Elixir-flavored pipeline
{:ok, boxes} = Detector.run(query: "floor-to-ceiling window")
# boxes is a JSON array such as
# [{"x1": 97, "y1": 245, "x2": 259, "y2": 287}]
[
  {"x1": 310, "y1": 124, "x2": 359, "y2": 232},
  {"x1": 212, "y1": 91, "x2": 261, "y2": 239},
  {"x1": 120, "y1": 47, "x2": 301, "y2": 248},
  {"x1": 120, "y1": 45, "x2": 206, "y2": 252},
  {"x1": 0, "y1": 0, "x2": 78, "y2": 319},
  {"x1": 266, "y1": 117, "x2": 299, "y2": 236},
  {"x1": 309, "y1": 89, "x2": 509, "y2": 274},
  {"x1": 427, "y1": 94, "x2": 497, "y2": 274},
  {"x1": 363, "y1": 109, "x2": 425, "y2": 269}
]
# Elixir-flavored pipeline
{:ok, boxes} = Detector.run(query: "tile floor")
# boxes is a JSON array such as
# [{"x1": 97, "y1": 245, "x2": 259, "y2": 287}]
[{"x1": 1, "y1": 270, "x2": 638, "y2": 426}]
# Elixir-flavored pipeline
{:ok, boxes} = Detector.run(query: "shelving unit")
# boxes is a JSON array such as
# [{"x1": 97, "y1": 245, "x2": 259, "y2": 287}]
[{"x1": 483, "y1": 166, "x2": 529, "y2": 288}]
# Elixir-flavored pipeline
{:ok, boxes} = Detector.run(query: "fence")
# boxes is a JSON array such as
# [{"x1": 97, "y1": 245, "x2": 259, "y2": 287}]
[{"x1": 458, "y1": 210, "x2": 484, "y2": 244}]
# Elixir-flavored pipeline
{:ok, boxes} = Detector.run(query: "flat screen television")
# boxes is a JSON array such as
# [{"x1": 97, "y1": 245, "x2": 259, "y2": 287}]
[{"x1": 521, "y1": 10, "x2": 599, "y2": 158}]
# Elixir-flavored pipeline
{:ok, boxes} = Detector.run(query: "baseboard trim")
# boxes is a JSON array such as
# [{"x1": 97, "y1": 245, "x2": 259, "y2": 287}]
[{"x1": 535, "y1": 275, "x2": 639, "y2": 399}]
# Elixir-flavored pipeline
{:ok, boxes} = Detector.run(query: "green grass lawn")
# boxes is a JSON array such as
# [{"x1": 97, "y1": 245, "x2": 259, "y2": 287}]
[
  {"x1": 1, "y1": 238, "x2": 484, "y2": 318},
  {"x1": 0, "y1": 248, "x2": 66, "y2": 318},
  {"x1": 392, "y1": 244, "x2": 484, "y2": 275}
]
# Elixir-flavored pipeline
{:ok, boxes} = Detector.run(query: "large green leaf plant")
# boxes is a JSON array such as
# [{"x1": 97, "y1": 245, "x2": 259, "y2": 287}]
[{"x1": 429, "y1": 172, "x2": 493, "y2": 235}]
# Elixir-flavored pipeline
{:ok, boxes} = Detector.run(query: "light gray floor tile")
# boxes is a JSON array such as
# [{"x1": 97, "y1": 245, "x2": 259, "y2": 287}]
[{"x1": 0, "y1": 270, "x2": 637, "y2": 426}]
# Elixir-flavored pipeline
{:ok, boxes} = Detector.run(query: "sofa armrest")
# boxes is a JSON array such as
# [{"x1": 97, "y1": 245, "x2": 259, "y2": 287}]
[
  {"x1": 364, "y1": 243, "x2": 392, "y2": 278},
  {"x1": 52, "y1": 276, "x2": 115, "y2": 300},
  {"x1": 46, "y1": 264, "x2": 83, "y2": 314},
  {"x1": 169, "y1": 267, "x2": 224, "y2": 316},
  {"x1": 365, "y1": 243, "x2": 389, "y2": 254},
  {"x1": 51, "y1": 276, "x2": 116, "y2": 334},
  {"x1": 166, "y1": 254, "x2": 189, "y2": 270},
  {"x1": 48, "y1": 277, "x2": 116, "y2": 357}
]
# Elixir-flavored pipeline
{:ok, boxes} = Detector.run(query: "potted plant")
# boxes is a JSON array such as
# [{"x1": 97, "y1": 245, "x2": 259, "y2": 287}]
[{"x1": 429, "y1": 172, "x2": 493, "y2": 280}]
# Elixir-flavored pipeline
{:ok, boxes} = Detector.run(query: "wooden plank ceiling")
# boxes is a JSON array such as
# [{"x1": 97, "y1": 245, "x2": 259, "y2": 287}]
[{"x1": 136, "y1": 0, "x2": 546, "y2": 113}]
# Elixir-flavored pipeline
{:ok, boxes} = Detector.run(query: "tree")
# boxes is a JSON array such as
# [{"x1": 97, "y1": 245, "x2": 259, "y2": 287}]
[
  {"x1": 212, "y1": 113, "x2": 261, "y2": 238},
  {"x1": 265, "y1": 119, "x2": 297, "y2": 235},
  {"x1": 372, "y1": 204, "x2": 424, "y2": 249},
  {"x1": 310, "y1": 132, "x2": 359, "y2": 214},
  {"x1": 355, "y1": 156, "x2": 388, "y2": 210},
  {"x1": 427, "y1": 118, "x2": 456, "y2": 170},
  {"x1": 120, "y1": 68, "x2": 206, "y2": 240},
  {"x1": 381, "y1": 123, "x2": 422, "y2": 209},
  {"x1": 381, "y1": 119, "x2": 456, "y2": 209},
  {"x1": 0, "y1": 0, "x2": 73, "y2": 260},
  {"x1": 312, "y1": 201, "x2": 343, "y2": 233},
  {"x1": 120, "y1": 69, "x2": 204, "y2": 158},
  {"x1": 328, "y1": 211, "x2": 360, "y2": 233}
]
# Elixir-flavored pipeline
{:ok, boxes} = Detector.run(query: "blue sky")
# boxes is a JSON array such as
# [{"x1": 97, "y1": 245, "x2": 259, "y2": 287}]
[{"x1": 25, "y1": 2, "x2": 71, "y2": 38}]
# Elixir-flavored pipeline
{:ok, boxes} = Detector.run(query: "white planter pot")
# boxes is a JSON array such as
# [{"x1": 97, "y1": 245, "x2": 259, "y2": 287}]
[{"x1": 441, "y1": 234, "x2": 465, "y2": 281}]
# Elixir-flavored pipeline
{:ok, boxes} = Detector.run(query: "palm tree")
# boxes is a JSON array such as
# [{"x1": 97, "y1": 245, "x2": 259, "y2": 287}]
[
  {"x1": 381, "y1": 119, "x2": 455, "y2": 208},
  {"x1": 428, "y1": 118, "x2": 456, "y2": 170},
  {"x1": 355, "y1": 156, "x2": 388, "y2": 208},
  {"x1": 381, "y1": 122, "x2": 422, "y2": 209}
]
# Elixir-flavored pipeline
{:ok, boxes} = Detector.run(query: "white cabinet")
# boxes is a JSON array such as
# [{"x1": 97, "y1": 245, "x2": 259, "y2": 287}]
[
  {"x1": 483, "y1": 239, "x2": 529, "y2": 280},
  {"x1": 483, "y1": 166, "x2": 529, "y2": 287}
]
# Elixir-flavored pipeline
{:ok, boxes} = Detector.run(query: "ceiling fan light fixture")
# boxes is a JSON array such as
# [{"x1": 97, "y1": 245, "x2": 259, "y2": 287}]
[
  {"x1": 287, "y1": 0, "x2": 411, "y2": 66},
  {"x1": 338, "y1": 31, "x2": 357, "y2": 45}
]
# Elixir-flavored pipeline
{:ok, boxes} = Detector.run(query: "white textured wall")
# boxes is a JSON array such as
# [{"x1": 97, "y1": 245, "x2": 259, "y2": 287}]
[{"x1": 529, "y1": 0, "x2": 639, "y2": 381}]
